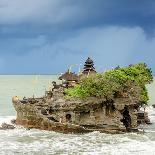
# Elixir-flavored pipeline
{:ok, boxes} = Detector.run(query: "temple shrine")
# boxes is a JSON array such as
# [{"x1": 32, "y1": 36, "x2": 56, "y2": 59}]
[{"x1": 82, "y1": 57, "x2": 96, "y2": 75}]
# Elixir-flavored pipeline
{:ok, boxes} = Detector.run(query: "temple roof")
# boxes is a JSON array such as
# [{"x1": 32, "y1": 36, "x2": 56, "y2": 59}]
[
  {"x1": 82, "y1": 70, "x2": 96, "y2": 74},
  {"x1": 84, "y1": 66, "x2": 95, "y2": 70},
  {"x1": 59, "y1": 70, "x2": 79, "y2": 82},
  {"x1": 82, "y1": 57, "x2": 96, "y2": 74},
  {"x1": 85, "y1": 57, "x2": 93, "y2": 64}
]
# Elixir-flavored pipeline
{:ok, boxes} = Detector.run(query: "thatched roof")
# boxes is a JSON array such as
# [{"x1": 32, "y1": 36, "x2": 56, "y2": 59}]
[{"x1": 59, "y1": 70, "x2": 79, "y2": 82}]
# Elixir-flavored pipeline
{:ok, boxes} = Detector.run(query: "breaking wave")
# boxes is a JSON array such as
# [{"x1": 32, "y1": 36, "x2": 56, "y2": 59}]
[{"x1": 0, "y1": 116, "x2": 16, "y2": 125}]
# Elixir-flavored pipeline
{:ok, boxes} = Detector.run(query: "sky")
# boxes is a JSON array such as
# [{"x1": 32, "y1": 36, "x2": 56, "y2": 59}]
[{"x1": 0, "y1": 0, "x2": 155, "y2": 74}]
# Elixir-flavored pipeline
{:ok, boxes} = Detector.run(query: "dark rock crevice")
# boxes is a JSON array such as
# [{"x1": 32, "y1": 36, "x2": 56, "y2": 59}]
[{"x1": 121, "y1": 106, "x2": 131, "y2": 131}]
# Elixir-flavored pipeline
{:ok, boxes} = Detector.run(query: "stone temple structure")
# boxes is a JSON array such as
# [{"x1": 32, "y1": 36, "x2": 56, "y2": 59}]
[
  {"x1": 12, "y1": 58, "x2": 150, "y2": 134},
  {"x1": 59, "y1": 70, "x2": 79, "y2": 88},
  {"x1": 82, "y1": 57, "x2": 96, "y2": 75}
]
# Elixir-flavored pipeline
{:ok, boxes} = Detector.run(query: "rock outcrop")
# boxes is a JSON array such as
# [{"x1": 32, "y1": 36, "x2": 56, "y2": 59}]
[
  {"x1": 0, "y1": 123, "x2": 15, "y2": 130},
  {"x1": 12, "y1": 91, "x2": 146, "y2": 134}
]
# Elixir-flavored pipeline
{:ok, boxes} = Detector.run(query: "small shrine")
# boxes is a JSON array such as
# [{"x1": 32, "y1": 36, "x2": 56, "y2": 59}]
[
  {"x1": 59, "y1": 70, "x2": 79, "y2": 87},
  {"x1": 82, "y1": 57, "x2": 96, "y2": 75}
]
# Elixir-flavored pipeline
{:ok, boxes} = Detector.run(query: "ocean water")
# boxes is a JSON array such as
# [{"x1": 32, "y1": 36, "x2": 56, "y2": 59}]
[{"x1": 0, "y1": 75, "x2": 155, "y2": 155}]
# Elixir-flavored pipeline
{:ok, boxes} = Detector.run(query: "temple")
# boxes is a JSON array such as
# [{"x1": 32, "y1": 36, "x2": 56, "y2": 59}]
[
  {"x1": 82, "y1": 57, "x2": 96, "y2": 75},
  {"x1": 59, "y1": 70, "x2": 79, "y2": 87},
  {"x1": 12, "y1": 57, "x2": 152, "y2": 134}
]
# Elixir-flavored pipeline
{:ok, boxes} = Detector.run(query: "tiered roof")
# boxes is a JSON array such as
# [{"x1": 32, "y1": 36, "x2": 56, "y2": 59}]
[{"x1": 82, "y1": 57, "x2": 96, "y2": 75}]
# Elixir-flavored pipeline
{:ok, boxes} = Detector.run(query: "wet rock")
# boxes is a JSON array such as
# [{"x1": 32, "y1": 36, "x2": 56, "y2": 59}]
[
  {"x1": 145, "y1": 115, "x2": 152, "y2": 124},
  {"x1": 137, "y1": 111, "x2": 151, "y2": 125},
  {"x1": 11, "y1": 119, "x2": 16, "y2": 124},
  {"x1": 152, "y1": 104, "x2": 155, "y2": 108},
  {"x1": 0, "y1": 123, "x2": 15, "y2": 130}
]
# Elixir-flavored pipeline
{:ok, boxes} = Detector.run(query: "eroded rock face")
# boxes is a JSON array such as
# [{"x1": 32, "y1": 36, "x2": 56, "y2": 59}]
[{"x1": 12, "y1": 90, "x2": 147, "y2": 134}]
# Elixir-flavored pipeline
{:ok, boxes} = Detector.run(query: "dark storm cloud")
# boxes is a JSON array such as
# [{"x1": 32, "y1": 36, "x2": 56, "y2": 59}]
[
  {"x1": 0, "y1": 0, "x2": 155, "y2": 74},
  {"x1": 0, "y1": 0, "x2": 155, "y2": 29}
]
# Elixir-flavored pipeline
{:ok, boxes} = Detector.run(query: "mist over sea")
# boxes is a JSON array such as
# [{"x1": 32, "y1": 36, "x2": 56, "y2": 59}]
[{"x1": 0, "y1": 75, "x2": 155, "y2": 155}]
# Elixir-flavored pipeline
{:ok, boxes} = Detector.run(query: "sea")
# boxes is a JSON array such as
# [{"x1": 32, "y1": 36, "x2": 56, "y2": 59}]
[{"x1": 0, "y1": 75, "x2": 155, "y2": 155}]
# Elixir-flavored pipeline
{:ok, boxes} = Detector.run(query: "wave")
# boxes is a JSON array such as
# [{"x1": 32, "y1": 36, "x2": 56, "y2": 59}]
[{"x1": 0, "y1": 116, "x2": 16, "y2": 125}]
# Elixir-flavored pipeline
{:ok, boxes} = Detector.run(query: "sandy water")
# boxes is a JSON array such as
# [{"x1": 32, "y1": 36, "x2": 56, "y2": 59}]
[{"x1": 0, "y1": 75, "x2": 155, "y2": 155}]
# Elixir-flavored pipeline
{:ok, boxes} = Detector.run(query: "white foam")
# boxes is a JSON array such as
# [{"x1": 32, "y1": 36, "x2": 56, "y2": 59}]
[
  {"x1": 0, "y1": 126, "x2": 154, "y2": 154},
  {"x1": 0, "y1": 116, "x2": 16, "y2": 125}
]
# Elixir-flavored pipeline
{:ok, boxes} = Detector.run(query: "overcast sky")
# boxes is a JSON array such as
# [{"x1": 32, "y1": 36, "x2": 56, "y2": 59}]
[{"x1": 0, "y1": 0, "x2": 155, "y2": 74}]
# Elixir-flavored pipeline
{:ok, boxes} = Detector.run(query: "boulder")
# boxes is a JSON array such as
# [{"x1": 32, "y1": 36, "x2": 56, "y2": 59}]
[
  {"x1": 11, "y1": 119, "x2": 16, "y2": 124},
  {"x1": 152, "y1": 104, "x2": 155, "y2": 108},
  {"x1": 0, "y1": 123, "x2": 15, "y2": 130}
]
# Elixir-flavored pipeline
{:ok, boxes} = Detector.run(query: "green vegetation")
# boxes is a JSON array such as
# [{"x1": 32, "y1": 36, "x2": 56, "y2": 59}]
[{"x1": 65, "y1": 63, "x2": 153, "y2": 105}]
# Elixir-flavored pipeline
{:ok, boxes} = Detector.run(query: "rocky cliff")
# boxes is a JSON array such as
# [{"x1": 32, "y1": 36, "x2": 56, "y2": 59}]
[{"x1": 12, "y1": 91, "x2": 142, "y2": 134}]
